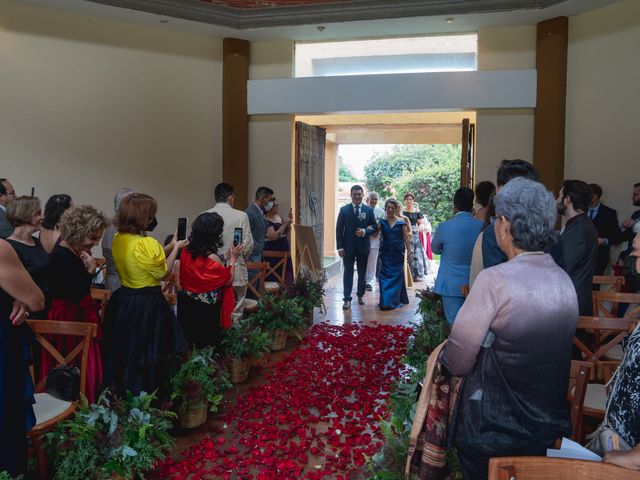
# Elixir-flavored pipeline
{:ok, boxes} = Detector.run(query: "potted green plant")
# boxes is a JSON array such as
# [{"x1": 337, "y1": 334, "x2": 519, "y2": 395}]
[
  {"x1": 169, "y1": 347, "x2": 231, "y2": 429},
  {"x1": 46, "y1": 390, "x2": 175, "y2": 480},
  {"x1": 221, "y1": 320, "x2": 271, "y2": 383},
  {"x1": 287, "y1": 270, "x2": 325, "y2": 326},
  {"x1": 249, "y1": 293, "x2": 306, "y2": 350}
]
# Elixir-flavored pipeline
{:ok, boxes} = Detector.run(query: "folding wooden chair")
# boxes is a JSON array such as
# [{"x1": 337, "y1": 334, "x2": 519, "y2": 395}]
[
  {"x1": 489, "y1": 456, "x2": 640, "y2": 480},
  {"x1": 90, "y1": 287, "x2": 111, "y2": 322},
  {"x1": 244, "y1": 262, "x2": 268, "y2": 314},
  {"x1": 593, "y1": 275, "x2": 625, "y2": 293},
  {"x1": 592, "y1": 291, "x2": 640, "y2": 319},
  {"x1": 262, "y1": 250, "x2": 289, "y2": 295},
  {"x1": 26, "y1": 320, "x2": 97, "y2": 480}
]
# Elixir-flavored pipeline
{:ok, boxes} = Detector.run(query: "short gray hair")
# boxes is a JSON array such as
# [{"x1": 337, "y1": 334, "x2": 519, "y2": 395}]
[
  {"x1": 494, "y1": 177, "x2": 557, "y2": 251},
  {"x1": 368, "y1": 191, "x2": 379, "y2": 200},
  {"x1": 114, "y1": 187, "x2": 136, "y2": 212}
]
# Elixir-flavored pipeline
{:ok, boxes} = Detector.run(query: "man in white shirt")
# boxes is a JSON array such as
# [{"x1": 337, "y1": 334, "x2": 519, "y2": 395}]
[
  {"x1": 0, "y1": 178, "x2": 16, "y2": 238},
  {"x1": 365, "y1": 191, "x2": 384, "y2": 291},
  {"x1": 207, "y1": 183, "x2": 254, "y2": 324}
]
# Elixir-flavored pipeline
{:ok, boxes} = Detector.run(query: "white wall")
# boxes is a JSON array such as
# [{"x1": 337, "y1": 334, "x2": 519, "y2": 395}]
[
  {"x1": 566, "y1": 0, "x2": 640, "y2": 221},
  {"x1": 0, "y1": 1, "x2": 223, "y2": 242},
  {"x1": 475, "y1": 25, "x2": 537, "y2": 185},
  {"x1": 248, "y1": 41, "x2": 294, "y2": 213}
]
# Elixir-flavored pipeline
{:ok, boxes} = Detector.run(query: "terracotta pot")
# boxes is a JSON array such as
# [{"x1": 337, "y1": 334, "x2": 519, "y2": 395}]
[
  {"x1": 179, "y1": 401, "x2": 207, "y2": 429},
  {"x1": 269, "y1": 329, "x2": 287, "y2": 351},
  {"x1": 229, "y1": 357, "x2": 251, "y2": 384}
]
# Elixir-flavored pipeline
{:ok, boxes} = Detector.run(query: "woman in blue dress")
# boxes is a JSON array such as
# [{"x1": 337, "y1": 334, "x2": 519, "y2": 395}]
[
  {"x1": 0, "y1": 239, "x2": 45, "y2": 476},
  {"x1": 379, "y1": 198, "x2": 411, "y2": 310}
]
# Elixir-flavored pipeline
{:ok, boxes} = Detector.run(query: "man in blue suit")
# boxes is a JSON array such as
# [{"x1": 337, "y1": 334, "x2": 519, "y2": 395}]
[
  {"x1": 336, "y1": 185, "x2": 379, "y2": 310},
  {"x1": 432, "y1": 187, "x2": 483, "y2": 324}
]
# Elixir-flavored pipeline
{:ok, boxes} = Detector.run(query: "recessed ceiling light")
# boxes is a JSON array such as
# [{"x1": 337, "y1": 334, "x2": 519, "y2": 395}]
[
  {"x1": 445, "y1": 17, "x2": 454, "y2": 23},
  {"x1": 317, "y1": 25, "x2": 325, "y2": 32},
  {"x1": 159, "y1": 17, "x2": 169, "y2": 23}
]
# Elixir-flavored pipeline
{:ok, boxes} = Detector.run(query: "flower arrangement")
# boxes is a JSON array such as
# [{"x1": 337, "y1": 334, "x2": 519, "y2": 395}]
[
  {"x1": 46, "y1": 390, "x2": 175, "y2": 480},
  {"x1": 248, "y1": 293, "x2": 306, "y2": 332},
  {"x1": 170, "y1": 346, "x2": 231, "y2": 415},
  {"x1": 287, "y1": 269, "x2": 325, "y2": 315}
]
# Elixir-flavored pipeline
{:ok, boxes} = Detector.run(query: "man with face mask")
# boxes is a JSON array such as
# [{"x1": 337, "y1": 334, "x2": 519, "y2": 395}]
[
  {"x1": 557, "y1": 180, "x2": 598, "y2": 315},
  {"x1": 246, "y1": 186, "x2": 274, "y2": 263}
]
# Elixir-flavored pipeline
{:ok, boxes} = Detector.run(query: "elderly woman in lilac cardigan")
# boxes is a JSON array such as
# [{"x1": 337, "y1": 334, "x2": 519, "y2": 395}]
[{"x1": 441, "y1": 178, "x2": 579, "y2": 480}]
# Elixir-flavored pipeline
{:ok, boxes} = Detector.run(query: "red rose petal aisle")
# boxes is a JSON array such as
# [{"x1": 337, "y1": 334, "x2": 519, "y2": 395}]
[{"x1": 156, "y1": 321, "x2": 412, "y2": 480}]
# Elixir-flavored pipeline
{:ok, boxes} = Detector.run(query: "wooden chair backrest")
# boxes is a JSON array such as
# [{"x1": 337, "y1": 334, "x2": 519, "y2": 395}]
[
  {"x1": 574, "y1": 316, "x2": 637, "y2": 362},
  {"x1": 262, "y1": 250, "x2": 289, "y2": 287},
  {"x1": 246, "y1": 262, "x2": 268, "y2": 299},
  {"x1": 162, "y1": 272, "x2": 178, "y2": 295},
  {"x1": 461, "y1": 285, "x2": 470, "y2": 298},
  {"x1": 90, "y1": 288, "x2": 111, "y2": 321},
  {"x1": 592, "y1": 291, "x2": 640, "y2": 318},
  {"x1": 27, "y1": 320, "x2": 97, "y2": 396},
  {"x1": 569, "y1": 361, "x2": 591, "y2": 442},
  {"x1": 489, "y1": 456, "x2": 640, "y2": 480},
  {"x1": 593, "y1": 275, "x2": 625, "y2": 292}
]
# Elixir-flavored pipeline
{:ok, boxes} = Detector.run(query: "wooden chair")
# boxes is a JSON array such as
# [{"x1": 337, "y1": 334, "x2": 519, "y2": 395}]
[
  {"x1": 162, "y1": 271, "x2": 179, "y2": 296},
  {"x1": 461, "y1": 284, "x2": 470, "y2": 298},
  {"x1": 90, "y1": 287, "x2": 111, "y2": 321},
  {"x1": 262, "y1": 250, "x2": 290, "y2": 294},
  {"x1": 592, "y1": 291, "x2": 640, "y2": 319},
  {"x1": 593, "y1": 275, "x2": 625, "y2": 292},
  {"x1": 569, "y1": 361, "x2": 591, "y2": 443},
  {"x1": 489, "y1": 456, "x2": 640, "y2": 480},
  {"x1": 574, "y1": 317, "x2": 636, "y2": 364},
  {"x1": 26, "y1": 320, "x2": 97, "y2": 480},
  {"x1": 244, "y1": 262, "x2": 268, "y2": 314}
]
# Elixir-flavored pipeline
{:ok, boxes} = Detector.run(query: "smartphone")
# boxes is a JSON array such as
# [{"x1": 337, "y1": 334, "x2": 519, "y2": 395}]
[
  {"x1": 233, "y1": 227, "x2": 243, "y2": 247},
  {"x1": 177, "y1": 217, "x2": 188, "y2": 241}
]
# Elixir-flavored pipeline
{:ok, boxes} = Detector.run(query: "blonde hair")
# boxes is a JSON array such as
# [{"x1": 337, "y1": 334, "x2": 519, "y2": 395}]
[
  {"x1": 6, "y1": 196, "x2": 41, "y2": 227},
  {"x1": 59, "y1": 205, "x2": 108, "y2": 248}
]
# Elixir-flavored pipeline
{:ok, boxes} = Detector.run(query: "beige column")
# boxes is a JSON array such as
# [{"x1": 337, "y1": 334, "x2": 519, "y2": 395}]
[{"x1": 324, "y1": 140, "x2": 338, "y2": 257}]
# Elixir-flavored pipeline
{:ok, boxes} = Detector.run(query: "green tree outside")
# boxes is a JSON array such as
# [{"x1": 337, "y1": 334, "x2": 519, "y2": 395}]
[
  {"x1": 338, "y1": 156, "x2": 359, "y2": 182},
  {"x1": 363, "y1": 144, "x2": 461, "y2": 228}
]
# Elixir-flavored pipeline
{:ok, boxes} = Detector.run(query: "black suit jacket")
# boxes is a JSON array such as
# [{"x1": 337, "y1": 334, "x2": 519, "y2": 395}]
[
  {"x1": 620, "y1": 209, "x2": 640, "y2": 260},
  {"x1": 561, "y1": 214, "x2": 598, "y2": 315},
  {"x1": 591, "y1": 203, "x2": 622, "y2": 275},
  {"x1": 335, "y1": 203, "x2": 378, "y2": 256}
]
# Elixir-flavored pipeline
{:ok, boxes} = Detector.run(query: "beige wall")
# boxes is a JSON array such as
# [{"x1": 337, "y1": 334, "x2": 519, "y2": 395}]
[
  {"x1": 566, "y1": 0, "x2": 640, "y2": 220},
  {"x1": 248, "y1": 41, "x2": 294, "y2": 214},
  {"x1": 0, "y1": 1, "x2": 223, "y2": 242},
  {"x1": 476, "y1": 26, "x2": 537, "y2": 185}
]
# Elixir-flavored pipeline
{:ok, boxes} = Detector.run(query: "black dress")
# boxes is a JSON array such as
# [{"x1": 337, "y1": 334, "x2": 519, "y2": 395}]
[
  {"x1": 0, "y1": 287, "x2": 36, "y2": 476},
  {"x1": 7, "y1": 237, "x2": 49, "y2": 318},
  {"x1": 623, "y1": 255, "x2": 640, "y2": 293}
]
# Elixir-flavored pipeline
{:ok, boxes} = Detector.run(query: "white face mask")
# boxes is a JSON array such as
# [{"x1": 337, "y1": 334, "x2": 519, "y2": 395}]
[{"x1": 264, "y1": 201, "x2": 274, "y2": 212}]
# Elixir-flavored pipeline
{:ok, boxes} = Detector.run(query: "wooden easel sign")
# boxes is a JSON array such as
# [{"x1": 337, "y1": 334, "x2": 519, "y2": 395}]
[{"x1": 293, "y1": 224, "x2": 322, "y2": 278}]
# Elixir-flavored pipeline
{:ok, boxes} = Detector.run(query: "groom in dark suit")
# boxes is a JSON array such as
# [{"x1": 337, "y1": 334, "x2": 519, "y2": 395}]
[{"x1": 336, "y1": 185, "x2": 378, "y2": 310}]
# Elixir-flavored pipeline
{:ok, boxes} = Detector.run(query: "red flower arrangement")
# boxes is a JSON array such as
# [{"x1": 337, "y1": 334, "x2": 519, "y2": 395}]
[{"x1": 155, "y1": 322, "x2": 412, "y2": 479}]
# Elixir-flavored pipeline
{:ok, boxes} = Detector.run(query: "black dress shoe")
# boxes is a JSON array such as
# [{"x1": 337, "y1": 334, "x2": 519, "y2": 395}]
[
  {"x1": 342, "y1": 300, "x2": 351, "y2": 310},
  {"x1": 357, "y1": 296, "x2": 365, "y2": 305},
  {"x1": 365, "y1": 284, "x2": 373, "y2": 292}
]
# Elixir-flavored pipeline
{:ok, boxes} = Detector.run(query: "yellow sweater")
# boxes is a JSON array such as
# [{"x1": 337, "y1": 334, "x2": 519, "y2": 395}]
[{"x1": 112, "y1": 233, "x2": 167, "y2": 289}]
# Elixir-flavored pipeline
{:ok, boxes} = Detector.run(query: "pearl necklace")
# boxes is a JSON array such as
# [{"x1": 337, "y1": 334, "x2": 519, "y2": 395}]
[{"x1": 515, "y1": 251, "x2": 544, "y2": 258}]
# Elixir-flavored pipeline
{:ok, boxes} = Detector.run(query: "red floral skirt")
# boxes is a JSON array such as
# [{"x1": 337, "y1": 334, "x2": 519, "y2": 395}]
[{"x1": 40, "y1": 295, "x2": 102, "y2": 404}]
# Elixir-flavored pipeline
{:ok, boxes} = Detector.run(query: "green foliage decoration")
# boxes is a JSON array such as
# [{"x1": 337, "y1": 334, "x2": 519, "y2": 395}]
[
  {"x1": 287, "y1": 270, "x2": 325, "y2": 314},
  {"x1": 170, "y1": 346, "x2": 231, "y2": 414},
  {"x1": 46, "y1": 390, "x2": 175, "y2": 480},
  {"x1": 364, "y1": 144, "x2": 461, "y2": 228},
  {"x1": 248, "y1": 293, "x2": 306, "y2": 332},
  {"x1": 221, "y1": 320, "x2": 271, "y2": 360},
  {"x1": 338, "y1": 156, "x2": 359, "y2": 182}
]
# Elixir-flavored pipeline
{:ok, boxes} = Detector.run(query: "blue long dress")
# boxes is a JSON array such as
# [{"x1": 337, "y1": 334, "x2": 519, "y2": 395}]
[
  {"x1": 0, "y1": 287, "x2": 36, "y2": 476},
  {"x1": 379, "y1": 218, "x2": 409, "y2": 310}
]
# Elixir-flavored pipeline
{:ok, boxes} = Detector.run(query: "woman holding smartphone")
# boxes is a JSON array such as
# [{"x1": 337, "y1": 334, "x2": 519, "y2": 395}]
[
  {"x1": 178, "y1": 212, "x2": 241, "y2": 349},
  {"x1": 102, "y1": 193, "x2": 187, "y2": 397}
]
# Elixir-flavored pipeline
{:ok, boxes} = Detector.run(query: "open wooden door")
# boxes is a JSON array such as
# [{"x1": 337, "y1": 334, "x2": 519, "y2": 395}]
[
  {"x1": 460, "y1": 118, "x2": 476, "y2": 188},
  {"x1": 295, "y1": 121, "x2": 326, "y2": 269}
]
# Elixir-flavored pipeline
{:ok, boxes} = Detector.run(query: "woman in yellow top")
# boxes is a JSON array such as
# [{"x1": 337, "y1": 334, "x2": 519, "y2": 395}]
[{"x1": 102, "y1": 193, "x2": 188, "y2": 397}]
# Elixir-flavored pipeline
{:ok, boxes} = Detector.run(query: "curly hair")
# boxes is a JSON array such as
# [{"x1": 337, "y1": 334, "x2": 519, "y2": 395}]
[
  {"x1": 59, "y1": 205, "x2": 108, "y2": 249},
  {"x1": 6, "y1": 196, "x2": 41, "y2": 227},
  {"x1": 186, "y1": 212, "x2": 224, "y2": 259}
]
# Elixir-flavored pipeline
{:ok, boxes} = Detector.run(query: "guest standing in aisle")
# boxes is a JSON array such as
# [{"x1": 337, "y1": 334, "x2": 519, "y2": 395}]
[{"x1": 378, "y1": 198, "x2": 410, "y2": 310}]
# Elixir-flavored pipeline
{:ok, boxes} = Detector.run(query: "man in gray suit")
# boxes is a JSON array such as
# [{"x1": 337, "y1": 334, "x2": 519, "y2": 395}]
[
  {"x1": 208, "y1": 183, "x2": 254, "y2": 324},
  {"x1": 245, "y1": 186, "x2": 274, "y2": 262},
  {"x1": 0, "y1": 178, "x2": 16, "y2": 238}
]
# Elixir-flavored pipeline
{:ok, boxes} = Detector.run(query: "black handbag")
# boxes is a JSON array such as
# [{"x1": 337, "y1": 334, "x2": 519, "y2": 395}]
[{"x1": 45, "y1": 363, "x2": 80, "y2": 401}]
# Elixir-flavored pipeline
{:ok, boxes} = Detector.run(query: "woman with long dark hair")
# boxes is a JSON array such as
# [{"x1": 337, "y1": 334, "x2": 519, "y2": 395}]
[
  {"x1": 102, "y1": 193, "x2": 187, "y2": 397},
  {"x1": 178, "y1": 212, "x2": 241, "y2": 349},
  {"x1": 39, "y1": 194, "x2": 72, "y2": 254}
]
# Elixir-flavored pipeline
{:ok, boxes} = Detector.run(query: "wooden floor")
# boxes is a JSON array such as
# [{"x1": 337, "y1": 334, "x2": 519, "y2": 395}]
[{"x1": 164, "y1": 269, "x2": 435, "y2": 473}]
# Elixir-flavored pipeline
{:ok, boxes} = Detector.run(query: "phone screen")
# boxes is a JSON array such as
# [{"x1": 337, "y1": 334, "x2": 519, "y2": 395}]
[
  {"x1": 233, "y1": 227, "x2": 243, "y2": 247},
  {"x1": 177, "y1": 217, "x2": 188, "y2": 241}
]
